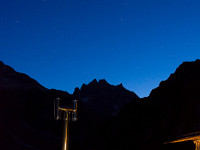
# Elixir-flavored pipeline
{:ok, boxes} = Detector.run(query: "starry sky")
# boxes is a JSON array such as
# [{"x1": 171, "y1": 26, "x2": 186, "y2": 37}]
[{"x1": 0, "y1": 0, "x2": 200, "y2": 98}]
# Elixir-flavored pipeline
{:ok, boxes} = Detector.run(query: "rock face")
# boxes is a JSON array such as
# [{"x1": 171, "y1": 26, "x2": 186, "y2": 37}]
[
  {"x1": 113, "y1": 59, "x2": 200, "y2": 150},
  {"x1": 149, "y1": 59, "x2": 200, "y2": 136},
  {"x1": 0, "y1": 61, "x2": 72, "y2": 150},
  {"x1": 74, "y1": 79, "x2": 138, "y2": 119},
  {"x1": 0, "y1": 61, "x2": 138, "y2": 150},
  {"x1": 1, "y1": 59, "x2": 200, "y2": 150},
  {"x1": 71, "y1": 79, "x2": 139, "y2": 150},
  {"x1": 0, "y1": 61, "x2": 46, "y2": 90}
]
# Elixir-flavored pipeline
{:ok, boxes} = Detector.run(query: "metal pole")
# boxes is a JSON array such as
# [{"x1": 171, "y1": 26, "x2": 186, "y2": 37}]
[
  {"x1": 54, "y1": 99, "x2": 78, "y2": 150},
  {"x1": 63, "y1": 111, "x2": 69, "y2": 150}
]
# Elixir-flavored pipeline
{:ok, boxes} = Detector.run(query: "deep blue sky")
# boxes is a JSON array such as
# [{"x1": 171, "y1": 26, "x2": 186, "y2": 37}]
[{"x1": 0, "y1": 0, "x2": 200, "y2": 97}]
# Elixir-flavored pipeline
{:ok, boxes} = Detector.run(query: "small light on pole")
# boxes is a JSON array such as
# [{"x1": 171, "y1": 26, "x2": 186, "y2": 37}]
[{"x1": 54, "y1": 98, "x2": 78, "y2": 150}]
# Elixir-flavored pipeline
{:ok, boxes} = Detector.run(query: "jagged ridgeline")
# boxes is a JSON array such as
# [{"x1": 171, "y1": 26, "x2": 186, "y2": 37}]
[
  {"x1": 0, "y1": 61, "x2": 138, "y2": 150},
  {"x1": 0, "y1": 60, "x2": 200, "y2": 150}
]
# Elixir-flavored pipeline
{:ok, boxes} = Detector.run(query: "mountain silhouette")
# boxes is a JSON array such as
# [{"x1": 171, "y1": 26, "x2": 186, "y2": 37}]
[
  {"x1": 71, "y1": 79, "x2": 139, "y2": 150},
  {"x1": 0, "y1": 61, "x2": 46, "y2": 90},
  {"x1": 111, "y1": 59, "x2": 200, "y2": 150},
  {"x1": 73, "y1": 78, "x2": 138, "y2": 119},
  {"x1": 0, "y1": 59, "x2": 200, "y2": 150},
  {"x1": 73, "y1": 59, "x2": 200, "y2": 150},
  {"x1": 0, "y1": 61, "x2": 138, "y2": 150}
]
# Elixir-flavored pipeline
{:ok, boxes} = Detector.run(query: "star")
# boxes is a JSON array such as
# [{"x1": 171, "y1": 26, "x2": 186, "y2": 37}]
[{"x1": 16, "y1": 16, "x2": 20, "y2": 23}]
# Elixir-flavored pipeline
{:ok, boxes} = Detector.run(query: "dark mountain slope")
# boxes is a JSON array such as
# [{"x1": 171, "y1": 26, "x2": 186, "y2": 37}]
[
  {"x1": 0, "y1": 61, "x2": 139, "y2": 150},
  {"x1": 73, "y1": 79, "x2": 138, "y2": 121},
  {"x1": 1, "y1": 59, "x2": 199, "y2": 150},
  {"x1": 114, "y1": 59, "x2": 200, "y2": 150},
  {"x1": 0, "y1": 61, "x2": 72, "y2": 149},
  {"x1": 71, "y1": 79, "x2": 139, "y2": 150},
  {"x1": 0, "y1": 61, "x2": 46, "y2": 90}
]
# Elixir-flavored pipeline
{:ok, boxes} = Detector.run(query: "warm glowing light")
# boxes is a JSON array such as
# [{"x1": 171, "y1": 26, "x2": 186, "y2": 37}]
[
  {"x1": 194, "y1": 140, "x2": 200, "y2": 150},
  {"x1": 54, "y1": 98, "x2": 78, "y2": 150},
  {"x1": 165, "y1": 132, "x2": 200, "y2": 150}
]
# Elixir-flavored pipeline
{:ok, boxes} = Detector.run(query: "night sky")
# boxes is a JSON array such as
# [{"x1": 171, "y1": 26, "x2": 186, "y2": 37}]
[{"x1": 0, "y1": 0, "x2": 200, "y2": 98}]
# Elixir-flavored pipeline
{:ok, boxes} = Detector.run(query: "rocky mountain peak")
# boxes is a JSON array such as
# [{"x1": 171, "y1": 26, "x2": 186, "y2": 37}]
[
  {"x1": 0, "y1": 61, "x2": 16, "y2": 75},
  {"x1": 2, "y1": 59, "x2": 200, "y2": 150},
  {"x1": 0, "y1": 61, "x2": 46, "y2": 90},
  {"x1": 98, "y1": 79, "x2": 108, "y2": 84},
  {"x1": 149, "y1": 59, "x2": 200, "y2": 98},
  {"x1": 72, "y1": 78, "x2": 139, "y2": 121},
  {"x1": 89, "y1": 79, "x2": 98, "y2": 85}
]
